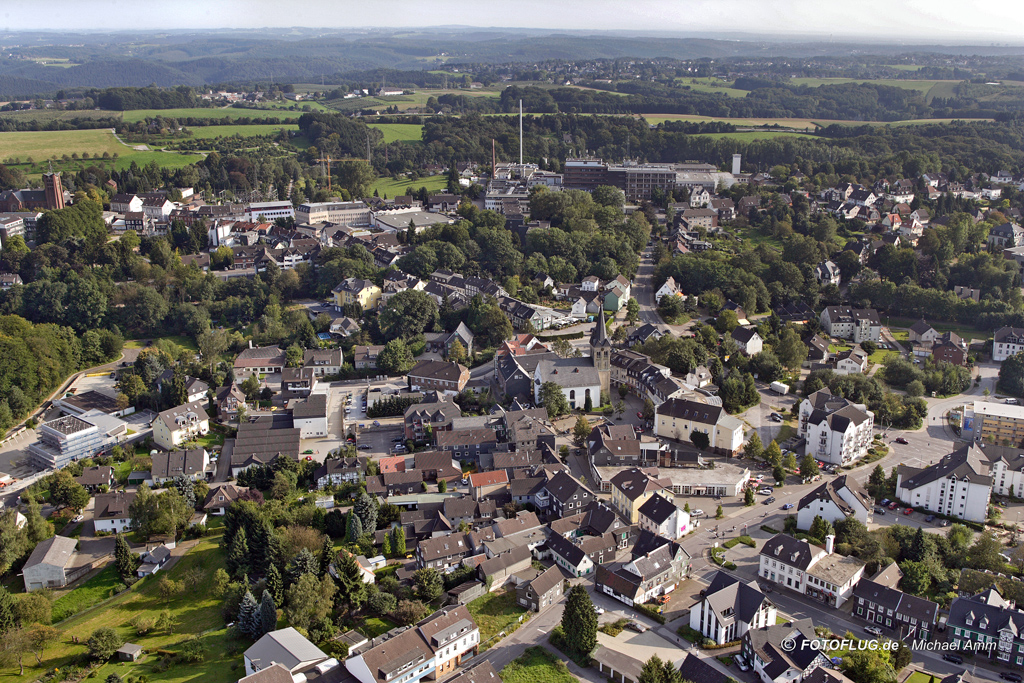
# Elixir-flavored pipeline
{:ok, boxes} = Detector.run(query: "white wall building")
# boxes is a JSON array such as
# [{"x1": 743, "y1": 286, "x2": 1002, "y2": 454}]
[
  {"x1": 758, "y1": 534, "x2": 865, "y2": 609},
  {"x1": 895, "y1": 444, "x2": 993, "y2": 523},
  {"x1": 690, "y1": 571, "x2": 777, "y2": 645},
  {"x1": 637, "y1": 493, "x2": 691, "y2": 539},
  {"x1": 796, "y1": 475, "x2": 873, "y2": 530}
]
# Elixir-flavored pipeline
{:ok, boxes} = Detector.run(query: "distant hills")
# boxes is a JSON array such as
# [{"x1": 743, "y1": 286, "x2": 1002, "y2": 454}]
[{"x1": 2, "y1": 27, "x2": 1024, "y2": 98}]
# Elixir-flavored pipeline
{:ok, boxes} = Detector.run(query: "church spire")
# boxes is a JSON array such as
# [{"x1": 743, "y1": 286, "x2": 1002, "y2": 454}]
[{"x1": 591, "y1": 309, "x2": 611, "y2": 348}]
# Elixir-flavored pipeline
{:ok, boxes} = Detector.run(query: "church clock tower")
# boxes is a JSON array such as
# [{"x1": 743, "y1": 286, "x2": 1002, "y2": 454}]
[{"x1": 590, "y1": 308, "x2": 612, "y2": 399}]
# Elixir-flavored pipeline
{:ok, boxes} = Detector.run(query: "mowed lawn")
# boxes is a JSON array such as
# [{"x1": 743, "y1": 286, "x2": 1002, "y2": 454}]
[
  {"x1": 466, "y1": 589, "x2": 528, "y2": 651},
  {"x1": 367, "y1": 123, "x2": 424, "y2": 144},
  {"x1": 370, "y1": 174, "x2": 447, "y2": 198},
  {"x1": 1, "y1": 532, "x2": 237, "y2": 683},
  {"x1": 0, "y1": 129, "x2": 125, "y2": 160},
  {"x1": 1, "y1": 128, "x2": 204, "y2": 175}
]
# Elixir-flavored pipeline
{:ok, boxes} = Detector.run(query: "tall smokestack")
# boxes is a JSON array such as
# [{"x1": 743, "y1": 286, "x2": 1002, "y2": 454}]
[
  {"x1": 519, "y1": 99, "x2": 523, "y2": 166},
  {"x1": 732, "y1": 154, "x2": 742, "y2": 175}
]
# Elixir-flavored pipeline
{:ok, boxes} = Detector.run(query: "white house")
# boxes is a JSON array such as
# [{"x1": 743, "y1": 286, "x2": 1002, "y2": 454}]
[
  {"x1": 244, "y1": 627, "x2": 328, "y2": 677},
  {"x1": 345, "y1": 606, "x2": 479, "y2": 683},
  {"x1": 93, "y1": 491, "x2": 136, "y2": 534},
  {"x1": 895, "y1": 444, "x2": 992, "y2": 523},
  {"x1": 151, "y1": 401, "x2": 209, "y2": 451},
  {"x1": 834, "y1": 348, "x2": 867, "y2": 375},
  {"x1": 655, "y1": 276, "x2": 680, "y2": 304},
  {"x1": 690, "y1": 571, "x2": 776, "y2": 645},
  {"x1": 741, "y1": 620, "x2": 832, "y2": 683},
  {"x1": 814, "y1": 261, "x2": 841, "y2": 286},
  {"x1": 637, "y1": 493, "x2": 691, "y2": 539},
  {"x1": 796, "y1": 475, "x2": 873, "y2": 530},
  {"x1": 993, "y1": 327, "x2": 1024, "y2": 362},
  {"x1": 758, "y1": 534, "x2": 865, "y2": 608},
  {"x1": 731, "y1": 327, "x2": 764, "y2": 356}
]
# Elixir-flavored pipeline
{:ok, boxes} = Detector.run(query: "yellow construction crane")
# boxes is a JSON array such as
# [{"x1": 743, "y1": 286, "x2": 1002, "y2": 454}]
[{"x1": 316, "y1": 155, "x2": 332, "y2": 192}]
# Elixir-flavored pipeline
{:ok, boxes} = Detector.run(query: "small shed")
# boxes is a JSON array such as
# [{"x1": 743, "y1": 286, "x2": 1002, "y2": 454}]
[
  {"x1": 117, "y1": 643, "x2": 143, "y2": 662},
  {"x1": 127, "y1": 471, "x2": 151, "y2": 486}
]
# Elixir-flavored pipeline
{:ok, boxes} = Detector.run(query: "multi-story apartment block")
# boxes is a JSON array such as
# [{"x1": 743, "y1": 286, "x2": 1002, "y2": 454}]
[
  {"x1": 819, "y1": 306, "x2": 882, "y2": 343},
  {"x1": 895, "y1": 444, "x2": 993, "y2": 522},
  {"x1": 947, "y1": 587, "x2": 1024, "y2": 664}
]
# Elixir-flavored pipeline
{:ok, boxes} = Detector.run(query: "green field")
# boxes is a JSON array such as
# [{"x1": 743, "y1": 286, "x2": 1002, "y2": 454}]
[
  {"x1": 0, "y1": 128, "x2": 126, "y2": 160},
  {"x1": 121, "y1": 107, "x2": 300, "y2": 123},
  {"x1": 4, "y1": 532, "x2": 235, "y2": 683},
  {"x1": 184, "y1": 123, "x2": 299, "y2": 139},
  {"x1": 693, "y1": 131, "x2": 814, "y2": 142},
  {"x1": 674, "y1": 77, "x2": 751, "y2": 98},
  {"x1": 368, "y1": 123, "x2": 424, "y2": 143},
  {"x1": 1, "y1": 128, "x2": 204, "y2": 174},
  {"x1": 0, "y1": 109, "x2": 121, "y2": 123},
  {"x1": 641, "y1": 113, "x2": 991, "y2": 130},
  {"x1": 370, "y1": 174, "x2": 447, "y2": 198}
]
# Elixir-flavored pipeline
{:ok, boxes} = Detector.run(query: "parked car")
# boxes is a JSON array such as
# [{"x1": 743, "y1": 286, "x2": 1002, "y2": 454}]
[
  {"x1": 72, "y1": 514, "x2": 84, "y2": 523},
  {"x1": 880, "y1": 499, "x2": 891, "y2": 506},
  {"x1": 888, "y1": 502, "x2": 899, "y2": 510},
  {"x1": 941, "y1": 519, "x2": 951, "y2": 527},
  {"x1": 943, "y1": 654, "x2": 964, "y2": 665},
  {"x1": 392, "y1": 437, "x2": 404, "y2": 442},
  {"x1": 461, "y1": 478, "x2": 468, "y2": 485},
  {"x1": 864, "y1": 626, "x2": 883, "y2": 637},
  {"x1": 735, "y1": 657, "x2": 750, "y2": 672},
  {"x1": 874, "y1": 507, "x2": 886, "y2": 515},
  {"x1": 1000, "y1": 673, "x2": 1022, "y2": 682},
  {"x1": 393, "y1": 445, "x2": 407, "y2": 452},
  {"x1": 594, "y1": 606, "x2": 605, "y2": 615},
  {"x1": 904, "y1": 508, "x2": 913, "y2": 515},
  {"x1": 358, "y1": 444, "x2": 371, "y2": 450},
  {"x1": 895, "y1": 437, "x2": 909, "y2": 445},
  {"x1": 763, "y1": 497, "x2": 776, "y2": 505},
  {"x1": 692, "y1": 509, "x2": 704, "y2": 517},
  {"x1": 626, "y1": 621, "x2": 647, "y2": 633},
  {"x1": 925, "y1": 515, "x2": 935, "y2": 522},
  {"x1": 782, "y1": 503, "x2": 794, "y2": 510},
  {"x1": 637, "y1": 412, "x2": 644, "y2": 419}
]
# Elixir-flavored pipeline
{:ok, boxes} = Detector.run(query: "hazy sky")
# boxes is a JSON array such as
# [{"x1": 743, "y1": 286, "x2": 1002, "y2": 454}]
[{"x1": 3, "y1": 0, "x2": 1023, "y2": 43}]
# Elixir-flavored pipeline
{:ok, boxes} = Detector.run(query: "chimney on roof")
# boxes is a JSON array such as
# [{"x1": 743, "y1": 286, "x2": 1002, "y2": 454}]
[{"x1": 825, "y1": 534, "x2": 835, "y2": 555}]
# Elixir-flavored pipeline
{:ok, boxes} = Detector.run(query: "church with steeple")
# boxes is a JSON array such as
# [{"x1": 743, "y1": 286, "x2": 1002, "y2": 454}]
[
  {"x1": 590, "y1": 308, "x2": 612, "y2": 398},
  {"x1": 532, "y1": 309, "x2": 609, "y2": 410}
]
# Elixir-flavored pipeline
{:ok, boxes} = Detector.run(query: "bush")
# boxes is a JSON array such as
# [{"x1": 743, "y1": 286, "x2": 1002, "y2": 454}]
[{"x1": 634, "y1": 602, "x2": 666, "y2": 624}]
